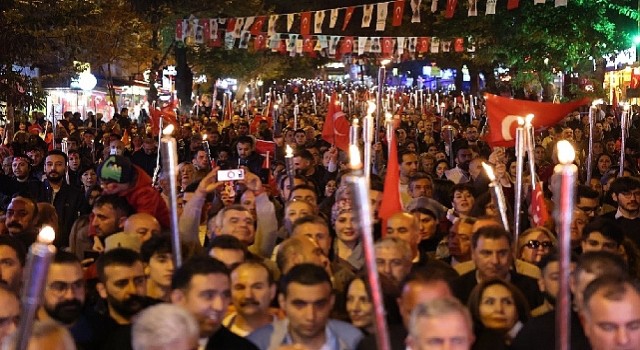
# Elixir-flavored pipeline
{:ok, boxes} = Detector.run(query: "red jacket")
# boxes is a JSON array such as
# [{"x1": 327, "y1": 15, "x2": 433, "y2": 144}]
[{"x1": 122, "y1": 165, "x2": 171, "y2": 228}]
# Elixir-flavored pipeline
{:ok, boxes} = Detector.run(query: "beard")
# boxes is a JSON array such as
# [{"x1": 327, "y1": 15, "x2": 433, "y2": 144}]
[
  {"x1": 44, "y1": 299, "x2": 83, "y2": 324},
  {"x1": 542, "y1": 291, "x2": 556, "y2": 306},
  {"x1": 46, "y1": 171, "x2": 64, "y2": 184},
  {"x1": 107, "y1": 294, "x2": 147, "y2": 320}
]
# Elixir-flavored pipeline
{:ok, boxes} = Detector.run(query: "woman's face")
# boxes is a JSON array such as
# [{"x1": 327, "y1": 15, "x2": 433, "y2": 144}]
[
  {"x1": 421, "y1": 157, "x2": 434, "y2": 173},
  {"x1": 325, "y1": 180, "x2": 337, "y2": 197},
  {"x1": 589, "y1": 178, "x2": 603, "y2": 196},
  {"x1": 452, "y1": 190, "x2": 474, "y2": 215},
  {"x1": 574, "y1": 128, "x2": 583, "y2": 139},
  {"x1": 519, "y1": 231, "x2": 554, "y2": 264},
  {"x1": 428, "y1": 146, "x2": 438, "y2": 156},
  {"x1": 416, "y1": 212, "x2": 437, "y2": 240},
  {"x1": 597, "y1": 155, "x2": 612, "y2": 173},
  {"x1": 406, "y1": 143, "x2": 417, "y2": 153},
  {"x1": 436, "y1": 162, "x2": 449, "y2": 177},
  {"x1": 479, "y1": 284, "x2": 518, "y2": 330},
  {"x1": 81, "y1": 169, "x2": 97, "y2": 188},
  {"x1": 285, "y1": 201, "x2": 313, "y2": 226},
  {"x1": 484, "y1": 199, "x2": 498, "y2": 218},
  {"x1": 346, "y1": 279, "x2": 373, "y2": 330},
  {"x1": 335, "y1": 211, "x2": 359, "y2": 244},
  {"x1": 179, "y1": 164, "x2": 195, "y2": 185},
  {"x1": 592, "y1": 142, "x2": 603, "y2": 156},
  {"x1": 509, "y1": 162, "x2": 517, "y2": 178}
]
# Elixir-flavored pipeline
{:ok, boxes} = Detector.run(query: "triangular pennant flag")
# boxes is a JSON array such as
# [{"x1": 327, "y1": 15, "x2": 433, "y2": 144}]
[
  {"x1": 238, "y1": 31, "x2": 251, "y2": 49},
  {"x1": 378, "y1": 121, "x2": 403, "y2": 228},
  {"x1": 410, "y1": 0, "x2": 422, "y2": 23},
  {"x1": 408, "y1": 37, "x2": 417, "y2": 52},
  {"x1": 431, "y1": 0, "x2": 439, "y2": 12},
  {"x1": 330, "y1": 9, "x2": 339, "y2": 28},
  {"x1": 358, "y1": 37, "x2": 368, "y2": 55},
  {"x1": 314, "y1": 11, "x2": 325, "y2": 33},
  {"x1": 287, "y1": 14, "x2": 295, "y2": 32},
  {"x1": 322, "y1": 92, "x2": 350, "y2": 151},
  {"x1": 467, "y1": 36, "x2": 476, "y2": 52},
  {"x1": 341, "y1": 37, "x2": 354, "y2": 53},
  {"x1": 250, "y1": 16, "x2": 266, "y2": 35},
  {"x1": 486, "y1": 0, "x2": 497, "y2": 14},
  {"x1": 226, "y1": 18, "x2": 236, "y2": 33},
  {"x1": 441, "y1": 40, "x2": 451, "y2": 52},
  {"x1": 507, "y1": 0, "x2": 519, "y2": 10},
  {"x1": 445, "y1": 0, "x2": 457, "y2": 18},
  {"x1": 417, "y1": 37, "x2": 430, "y2": 53},
  {"x1": 430, "y1": 37, "x2": 440, "y2": 53},
  {"x1": 397, "y1": 37, "x2": 406, "y2": 55},
  {"x1": 268, "y1": 15, "x2": 278, "y2": 35},
  {"x1": 468, "y1": 0, "x2": 478, "y2": 16},
  {"x1": 343, "y1": 7, "x2": 355, "y2": 31},
  {"x1": 362, "y1": 4, "x2": 374, "y2": 28},
  {"x1": 382, "y1": 37, "x2": 395, "y2": 54},
  {"x1": 454, "y1": 38, "x2": 464, "y2": 52},
  {"x1": 393, "y1": 0, "x2": 406, "y2": 26},
  {"x1": 370, "y1": 37, "x2": 382, "y2": 53},
  {"x1": 376, "y1": 3, "x2": 389, "y2": 31},
  {"x1": 300, "y1": 12, "x2": 311, "y2": 35},
  {"x1": 243, "y1": 17, "x2": 255, "y2": 32},
  {"x1": 555, "y1": 0, "x2": 567, "y2": 6}
]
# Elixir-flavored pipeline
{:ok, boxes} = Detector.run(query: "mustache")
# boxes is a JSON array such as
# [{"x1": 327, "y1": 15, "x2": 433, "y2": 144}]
[
  {"x1": 240, "y1": 299, "x2": 260, "y2": 307},
  {"x1": 7, "y1": 222, "x2": 23, "y2": 229}
]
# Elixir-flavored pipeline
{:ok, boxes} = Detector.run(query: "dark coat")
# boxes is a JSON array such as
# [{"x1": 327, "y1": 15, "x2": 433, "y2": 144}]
[{"x1": 39, "y1": 180, "x2": 90, "y2": 248}]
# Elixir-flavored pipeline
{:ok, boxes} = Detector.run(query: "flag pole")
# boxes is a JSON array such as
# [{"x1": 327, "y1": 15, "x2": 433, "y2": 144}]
[{"x1": 514, "y1": 117, "x2": 525, "y2": 238}]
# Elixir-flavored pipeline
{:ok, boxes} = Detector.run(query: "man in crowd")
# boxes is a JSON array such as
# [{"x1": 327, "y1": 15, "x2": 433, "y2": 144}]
[
  {"x1": 141, "y1": 236, "x2": 174, "y2": 302},
  {"x1": 0, "y1": 285, "x2": 19, "y2": 344},
  {"x1": 5, "y1": 195, "x2": 39, "y2": 248},
  {"x1": 445, "y1": 144, "x2": 473, "y2": 184},
  {"x1": 602, "y1": 176, "x2": 640, "y2": 245},
  {"x1": 406, "y1": 298, "x2": 475, "y2": 350}
]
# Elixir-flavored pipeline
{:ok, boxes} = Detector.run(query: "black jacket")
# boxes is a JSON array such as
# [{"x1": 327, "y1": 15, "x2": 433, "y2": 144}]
[
  {"x1": 39, "y1": 180, "x2": 90, "y2": 248},
  {"x1": 451, "y1": 270, "x2": 544, "y2": 308}
]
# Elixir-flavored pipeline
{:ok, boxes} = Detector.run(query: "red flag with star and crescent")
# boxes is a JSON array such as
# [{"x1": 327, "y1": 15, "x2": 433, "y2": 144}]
[
  {"x1": 530, "y1": 181, "x2": 549, "y2": 227},
  {"x1": 484, "y1": 93, "x2": 589, "y2": 147},
  {"x1": 149, "y1": 100, "x2": 179, "y2": 135},
  {"x1": 392, "y1": 0, "x2": 405, "y2": 26},
  {"x1": 321, "y1": 92, "x2": 350, "y2": 151}
]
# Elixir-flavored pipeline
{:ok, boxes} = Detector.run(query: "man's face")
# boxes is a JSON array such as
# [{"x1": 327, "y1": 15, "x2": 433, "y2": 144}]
[
  {"x1": 376, "y1": 246, "x2": 412, "y2": 284},
  {"x1": 408, "y1": 313, "x2": 474, "y2": 350},
  {"x1": 209, "y1": 248, "x2": 245, "y2": 270},
  {"x1": 534, "y1": 147, "x2": 546, "y2": 162},
  {"x1": 238, "y1": 124, "x2": 249, "y2": 136},
  {"x1": 0, "y1": 290, "x2": 19, "y2": 343},
  {"x1": 230, "y1": 265, "x2": 275, "y2": 319},
  {"x1": 582, "y1": 232, "x2": 619, "y2": 254},
  {"x1": 387, "y1": 214, "x2": 420, "y2": 254},
  {"x1": 563, "y1": 128, "x2": 574, "y2": 140},
  {"x1": 68, "y1": 153, "x2": 81, "y2": 171},
  {"x1": 465, "y1": 127, "x2": 479, "y2": 142},
  {"x1": 448, "y1": 221, "x2": 473, "y2": 260},
  {"x1": 570, "y1": 210, "x2": 588, "y2": 247},
  {"x1": 45, "y1": 154, "x2": 66, "y2": 184},
  {"x1": 143, "y1": 141, "x2": 155, "y2": 155},
  {"x1": 410, "y1": 179, "x2": 433, "y2": 198},
  {"x1": 2, "y1": 158, "x2": 12, "y2": 176},
  {"x1": 297, "y1": 238, "x2": 330, "y2": 270},
  {"x1": 606, "y1": 140, "x2": 616, "y2": 154},
  {"x1": 455, "y1": 149, "x2": 473, "y2": 171},
  {"x1": 219, "y1": 210, "x2": 255, "y2": 245},
  {"x1": 5, "y1": 198, "x2": 35, "y2": 235},
  {"x1": 124, "y1": 215, "x2": 161, "y2": 242},
  {"x1": 237, "y1": 142, "x2": 252, "y2": 159},
  {"x1": 42, "y1": 263, "x2": 85, "y2": 324},
  {"x1": 26, "y1": 149, "x2": 43, "y2": 166},
  {"x1": 293, "y1": 222, "x2": 332, "y2": 257},
  {"x1": 11, "y1": 158, "x2": 29, "y2": 180},
  {"x1": 293, "y1": 156, "x2": 312, "y2": 173},
  {"x1": 291, "y1": 188, "x2": 317, "y2": 205},
  {"x1": 472, "y1": 237, "x2": 511, "y2": 281},
  {"x1": 194, "y1": 150, "x2": 209, "y2": 169},
  {"x1": 0, "y1": 246, "x2": 22, "y2": 293},
  {"x1": 583, "y1": 287, "x2": 640, "y2": 350},
  {"x1": 398, "y1": 281, "x2": 453, "y2": 327},
  {"x1": 279, "y1": 282, "x2": 334, "y2": 342},
  {"x1": 147, "y1": 252, "x2": 174, "y2": 289},
  {"x1": 539, "y1": 261, "x2": 575, "y2": 303},
  {"x1": 613, "y1": 189, "x2": 640, "y2": 214},
  {"x1": 577, "y1": 197, "x2": 599, "y2": 217},
  {"x1": 92, "y1": 204, "x2": 123, "y2": 237},
  {"x1": 400, "y1": 154, "x2": 419, "y2": 178},
  {"x1": 173, "y1": 273, "x2": 230, "y2": 337},
  {"x1": 98, "y1": 262, "x2": 147, "y2": 321}
]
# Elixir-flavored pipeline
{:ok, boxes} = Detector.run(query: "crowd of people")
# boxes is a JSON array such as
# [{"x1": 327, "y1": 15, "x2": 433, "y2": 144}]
[{"x1": 0, "y1": 93, "x2": 637, "y2": 350}]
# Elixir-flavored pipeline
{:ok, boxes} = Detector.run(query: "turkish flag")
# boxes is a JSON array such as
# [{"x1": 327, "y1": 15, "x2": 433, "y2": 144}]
[
  {"x1": 530, "y1": 182, "x2": 549, "y2": 227},
  {"x1": 392, "y1": 0, "x2": 405, "y2": 26},
  {"x1": 445, "y1": 0, "x2": 457, "y2": 18},
  {"x1": 321, "y1": 92, "x2": 350, "y2": 151},
  {"x1": 226, "y1": 18, "x2": 236, "y2": 32},
  {"x1": 378, "y1": 121, "x2": 403, "y2": 230},
  {"x1": 454, "y1": 38, "x2": 464, "y2": 52},
  {"x1": 255, "y1": 137, "x2": 276, "y2": 153},
  {"x1": 175, "y1": 19, "x2": 185, "y2": 41},
  {"x1": 300, "y1": 12, "x2": 311, "y2": 35},
  {"x1": 507, "y1": 0, "x2": 519, "y2": 9},
  {"x1": 254, "y1": 34, "x2": 267, "y2": 51},
  {"x1": 632, "y1": 68, "x2": 640, "y2": 89},
  {"x1": 341, "y1": 37, "x2": 354, "y2": 53},
  {"x1": 382, "y1": 37, "x2": 394, "y2": 54},
  {"x1": 302, "y1": 36, "x2": 315, "y2": 53},
  {"x1": 149, "y1": 100, "x2": 179, "y2": 135},
  {"x1": 417, "y1": 37, "x2": 430, "y2": 53},
  {"x1": 202, "y1": 19, "x2": 210, "y2": 42},
  {"x1": 485, "y1": 93, "x2": 589, "y2": 147},
  {"x1": 342, "y1": 7, "x2": 355, "y2": 31},
  {"x1": 251, "y1": 16, "x2": 266, "y2": 35}
]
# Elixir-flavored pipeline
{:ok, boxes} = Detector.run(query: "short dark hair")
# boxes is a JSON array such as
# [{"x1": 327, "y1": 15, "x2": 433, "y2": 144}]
[
  {"x1": 536, "y1": 248, "x2": 577, "y2": 273},
  {"x1": 279, "y1": 263, "x2": 331, "y2": 297},
  {"x1": 294, "y1": 149, "x2": 314, "y2": 162},
  {"x1": 140, "y1": 235, "x2": 173, "y2": 263},
  {"x1": 583, "y1": 275, "x2": 640, "y2": 314},
  {"x1": 53, "y1": 250, "x2": 81, "y2": 266},
  {"x1": 576, "y1": 185, "x2": 599, "y2": 201},
  {"x1": 0, "y1": 236, "x2": 26, "y2": 266},
  {"x1": 582, "y1": 217, "x2": 624, "y2": 245},
  {"x1": 93, "y1": 194, "x2": 135, "y2": 217},
  {"x1": 171, "y1": 256, "x2": 229, "y2": 291},
  {"x1": 96, "y1": 248, "x2": 143, "y2": 282},
  {"x1": 450, "y1": 183, "x2": 474, "y2": 203},
  {"x1": 409, "y1": 173, "x2": 433, "y2": 191},
  {"x1": 575, "y1": 251, "x2": 628, "y2": 281},
  {"x1": 291, "y1": 215, "x2": 328, "y2": 233},
  {"x1": 206, "y1": 235, "x2": 247, "y2": 258},
  {"x1": 398, "y1": 149, "x2": 417, "y2": 165},
  {"x1": 471, "y1": 226, "x2": 512, "y2": 250},
  {"x1": 46, "y1": 149, "x2": 68, "y2": 164},
  {"x1": 236, "y1": 135, "x2": 254, "y2": 147},
  {"x1": 609, "y1": 176, "x2": 640, "y2": 195}
]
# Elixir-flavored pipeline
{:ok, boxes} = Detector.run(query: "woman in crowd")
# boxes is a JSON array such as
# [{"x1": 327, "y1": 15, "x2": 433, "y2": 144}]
[
  {"x1": 592, "y1": 153, "x2": 613, "y2": 180},
  {"x1": 331, "y1": 201, "x2": 364, "y2": 273},
  {"x1": 517, "y1": 227, "x2": 556, "y2": 264},
  {"x1": 419, "y1": 153, "x2": 436, "y2": 174},
  {"x1": 468, "y1": 279, "x2": 530, "y2": 350},
  {"x1": 344, "y1": 273, "x2": 401, "y2": 335},
  {"x1": 79, "y1": 165, "x2": 98, "y2": 194},
  {"x1": 434, "y1": 160, "x2": 450, "y2": 180},
  {"x1": 177, "y1": 162, "x2": 196, "y2": 192}
]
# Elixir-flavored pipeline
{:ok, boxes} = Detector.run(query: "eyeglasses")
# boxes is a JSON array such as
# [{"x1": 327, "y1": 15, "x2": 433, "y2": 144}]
[
  {"x1": 47, "y1": 280, "x2": 85, "y2": 296},
  {"x1": 525, "y1": 240, "x2": 554, "y2": 249}
]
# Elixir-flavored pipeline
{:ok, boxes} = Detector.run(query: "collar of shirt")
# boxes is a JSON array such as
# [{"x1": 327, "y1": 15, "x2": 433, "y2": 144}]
[
  {"x1": 283, "y1": 321, "x2": 337, "y2": 349},
  {"x1": 615, "y1": 208, "x2": 639, "y2": 220}
]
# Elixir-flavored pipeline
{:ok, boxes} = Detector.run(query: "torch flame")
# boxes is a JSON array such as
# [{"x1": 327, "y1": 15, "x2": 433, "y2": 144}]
[
  {"x1": 481, "y1": 162, "x2": 496, "y2": 182},
  {"x1": 349, "y1": 144, "x2": 362, "y2": 169},
  {"x1": 163, "y1": 124, "x2": 175, "y2": 136},
  {"x1": 38, "y1": 226, "x2": 55, "y2": 244},
  {"x1": 557, "y1": 140, "x2": 576, "y2": 165},
  {"x1": 285, "y1": 144, "x2": 294, "y2": 158}
]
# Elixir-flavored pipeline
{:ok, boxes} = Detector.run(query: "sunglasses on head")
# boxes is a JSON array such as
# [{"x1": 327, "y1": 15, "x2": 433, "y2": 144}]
[{"x1": 525, "y1": 240, "x2": 553, "y2": 249}]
